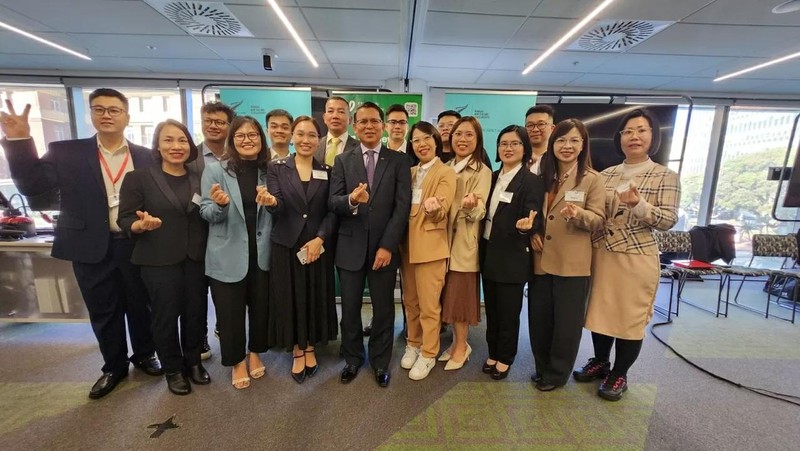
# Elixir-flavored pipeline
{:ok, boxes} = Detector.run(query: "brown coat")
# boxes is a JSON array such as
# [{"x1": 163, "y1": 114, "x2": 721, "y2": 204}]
[
  {"x1": 403, "y1": 159, "x2": 458, "y2": 264},
  {"x1": 533, "y1": 168, "x2": 605, "y2": 276},
  {"x1": 447, "y1": 160, "x2": 492, "y2": 272}
]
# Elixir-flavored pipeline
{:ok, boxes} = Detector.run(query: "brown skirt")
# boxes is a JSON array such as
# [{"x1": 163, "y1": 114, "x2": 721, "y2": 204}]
[{"x1": 441, "y1": 271, "x2": 481, "y2": 326}]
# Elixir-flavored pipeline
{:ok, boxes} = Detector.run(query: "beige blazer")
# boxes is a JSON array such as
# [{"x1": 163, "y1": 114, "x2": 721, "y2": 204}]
[
  {"x1": 403, "y1": 159, "x2": 458, "y2": 264},
  {"x1": 447, "y1": 160, "x2": 492, "y2": 272},
  {"x1": 533, "y1": 168, "x2": 605, "y2": 276}
]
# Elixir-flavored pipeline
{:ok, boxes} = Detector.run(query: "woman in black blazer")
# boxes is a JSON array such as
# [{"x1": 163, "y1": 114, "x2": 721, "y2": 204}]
[
  {"x1": 264, "y1": 116, "x2": 338, "y2": 383},
  {"x1": 118, "y1": 119, "x2": 209, "y2": 395},
  {"x1": 480, "y1": 124, "x2": 544, "y2": 380}
]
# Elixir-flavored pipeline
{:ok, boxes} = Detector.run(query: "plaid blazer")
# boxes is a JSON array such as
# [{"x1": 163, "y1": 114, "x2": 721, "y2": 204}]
[{"x1": 591, "y1": 162, "x2": 680, "y2": 255}]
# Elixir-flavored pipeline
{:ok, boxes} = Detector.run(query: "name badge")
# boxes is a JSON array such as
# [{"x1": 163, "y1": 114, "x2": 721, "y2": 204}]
[
  {"x1": 499, "y1": 191, "x2": 513, "y2": 203},
  {"x1": 616, "y1": 182, "x2": 631, "y2": 194},
  {"x1": 192, "y1": 193, "x2": 202, "y2": 206},
  {"x1": 312, "y1": 169, "x2": 328, "y2": 180},
  {"x1": 412, "y1": 189, "x2": 422, "y2": 204},
  {"x1": 565, "y1": 190, "x2": 585, "y2": 203},
  {"x1": 108, "y1": 193, "x2": 120, "y2": 208}
]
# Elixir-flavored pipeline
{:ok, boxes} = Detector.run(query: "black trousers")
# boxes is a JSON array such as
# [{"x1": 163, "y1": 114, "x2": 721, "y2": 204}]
[
  {"x1": 339, "y1": 265, "x2": 396, "y2": 370},
  {"x1": 209, "y1": 261, "x2": 269, "y2": 367},
  {"x1": 140, "y1": 259, "x2": 207, "y2": 374},
  {"x1": 72, "y1": 236, "x2": 155, "y2": 374},
  {"x1": 529, "y1": 274, "x2": 589, "y2": 385},
  {"x1": 482, "y1": 277, "x2": 525, "y2": 365}
]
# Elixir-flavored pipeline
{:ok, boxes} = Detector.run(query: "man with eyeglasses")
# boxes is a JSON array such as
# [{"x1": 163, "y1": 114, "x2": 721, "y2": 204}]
[
  {"x1": 266, "y1": 108, "x2": 293, "y2": 160},
  {"x1": 436, "y1": 110, "x2": 461, "y2": 164},
  {"x1": 330, "y1": 102, "x2": 411, "y2": 387},
  {"x1": 524, "y1": 105, "x2": 556, "y2": 175},
  {"x1": 385, "y1": 104, "x2": 415, "y2": 161},
  {"x1": 315, "y1": 96, "x2": 360, "y2": 166},
  {"x1": 0, "y1": 88, "x2": 162, "y2": 399}
]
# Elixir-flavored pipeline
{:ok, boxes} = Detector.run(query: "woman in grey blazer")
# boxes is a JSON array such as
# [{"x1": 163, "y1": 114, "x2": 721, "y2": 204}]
[{"x1": 200, "y1": 116, "x2": 274, "y2": 390}]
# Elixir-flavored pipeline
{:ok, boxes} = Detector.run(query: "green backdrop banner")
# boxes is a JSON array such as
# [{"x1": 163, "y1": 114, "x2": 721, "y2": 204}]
[
  {"x1": 219, "y1": 87, "x2": 312, "y2": 149},
  {"x1": 332, "y1": 91, "x2": 423, "y2": 145}
]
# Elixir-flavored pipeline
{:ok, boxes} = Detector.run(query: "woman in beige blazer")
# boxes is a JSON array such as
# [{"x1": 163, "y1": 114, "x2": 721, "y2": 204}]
[
  {"x1": 438, "y1": 117, "x2": 492, "y2": 370},
  {"x1": 529, "y1": 119, "x2": 605, "y2": 392},
  {"x1": 400, "y1": 121, "x2": 457, "y2": 381}
]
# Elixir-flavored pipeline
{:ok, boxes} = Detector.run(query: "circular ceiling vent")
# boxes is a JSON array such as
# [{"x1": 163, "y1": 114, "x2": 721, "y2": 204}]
[
  {"x1": 578, "y1": 21, "x2": 658, "y2": 51},
  {"x1": 162, "y1": 2, "x2": 244, "y2": 36}
]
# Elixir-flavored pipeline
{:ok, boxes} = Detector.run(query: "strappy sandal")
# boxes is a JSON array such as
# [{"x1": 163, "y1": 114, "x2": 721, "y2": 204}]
[
  {"x1": 232, "y1": 364, "x2": 250, "y2": 390},
  {"x1": 249, "y1": 353, "x2": 266, "y2": 379}
]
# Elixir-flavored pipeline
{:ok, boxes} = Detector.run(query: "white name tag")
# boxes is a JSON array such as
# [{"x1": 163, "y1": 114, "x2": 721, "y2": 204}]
[
  {"x1": 192, "y1": 193, "x2": 202, "y2": 206},
  {"x1": 412, "y1": 189, "x2": 422, "y2": 204},
  {"x1": 499, "y1": 191, "x2": 513, "y2": 203},
  {"x1": 312, "y1": 169, "x2": 328, "y2": 180},
  {"x1": 108, "y1": 193, "x2": 120, "y2": 208},
  {"x1": 565, "y1": 190, "x2": 585, "y2": 203},
  {"x1": 616, "y1": 182, "x2": 631, "y2": 194}
]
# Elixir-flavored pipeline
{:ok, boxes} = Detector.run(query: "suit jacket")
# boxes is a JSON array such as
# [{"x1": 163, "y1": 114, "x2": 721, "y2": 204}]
[
  {"x1": 533, "y1": 168, "x2": 605, "y2": 276},
  {"x1": 0, "y1": 136, "x2": 153, "y2": 263},
  {"x1": 400, "y1": 141, "x2": 419, "y2": 167},
  {"x1": 448, "y1": 159, "x2": 492, "y2": 272},
  {"x1": 314, "y1": 134, "x2": 360, "y2": 165},
  {"x1": 199, "y1": 160, "x2": 273, "y2": 282},
  {"x1": 403, "y1": 159, "x2": 457, "y2": 264},
  {"x1": 266, "y1": 155, "x2": 337, "y2": 248},
  {"x1": 329, "y1": 145, "x2": 411, "y2": 272},
  {"x1": 117, "y1": 165, "x2": 208, "y2": 266},
  {"x1": 481, "y1": 168, "x2": 544, "y2": 284}
]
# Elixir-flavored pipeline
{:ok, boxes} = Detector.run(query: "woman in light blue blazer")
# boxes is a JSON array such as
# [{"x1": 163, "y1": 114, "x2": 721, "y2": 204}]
[{"x1": 200, "y1": 116, "x2": 273, "y2": 390}]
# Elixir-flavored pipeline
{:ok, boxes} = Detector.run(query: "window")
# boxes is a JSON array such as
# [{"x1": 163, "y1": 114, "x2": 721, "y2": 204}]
[{"x1": 669, "y1": 106, "x2": 716, "y2": 231}]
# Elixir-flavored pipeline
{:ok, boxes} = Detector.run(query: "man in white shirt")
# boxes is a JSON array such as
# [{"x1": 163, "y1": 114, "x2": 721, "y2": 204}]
[
  {"x1": 385, "y1": 104, "x2": 418, "y2": 167},
  {"x1": 525, "y1": 105, "x2": 556, "y2": 175},
  {"x1": 266, "y1": 108, "x2": 293, "y2": 160},
  {"x1": 315, "y1": 96, "x2": 359, "y2": 165}
]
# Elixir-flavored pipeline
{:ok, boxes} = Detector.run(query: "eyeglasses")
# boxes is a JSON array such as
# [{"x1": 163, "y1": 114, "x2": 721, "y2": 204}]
[
  {"x1": 452, "y1": 131, "x2": 476, "y2": 140},
  {"x1": 410, "y1": 135, "x2": 434, "y2": 146},
  {"x1": 355, "y1": 119, "x2": 382, "y2": 126},
  {"x1": 203, "y1": 119, "x2": 228, "y2": 128},
  {"x1": 619, "y1": 127, "x2": 652, "y2": 138},
  {"x1": 387, "y1": 119, "x2": 408, "y2": 126},
  {"x1": 233, "y1": 132, "x2": 260, "y2": 141},
  {"x1": 525, "y1": 121, "x2": 552, "y2": 131},
  {"x1": 498, "y1": 141, "x2": 523, "y2": 149},
  {"x1": 554, "y1": 137, "x2": 583, "y2": 146},
  {"x1": 90, "y1": 106, "x2": 126, "y2": 117}
]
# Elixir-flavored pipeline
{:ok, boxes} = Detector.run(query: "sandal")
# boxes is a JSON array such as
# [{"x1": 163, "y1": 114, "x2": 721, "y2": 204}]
[
  {"x1": 232, "y1": 363, "x2": 251, "y2": 389},
  {"x1": 292, "y1": 352, "x2": 306, "y2": 384},
  {"x1": 249, "y1": 353, "x2": 266, "y2": 379}
]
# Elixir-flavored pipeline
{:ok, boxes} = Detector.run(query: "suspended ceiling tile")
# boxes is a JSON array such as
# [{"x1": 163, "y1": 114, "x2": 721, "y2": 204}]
[
  {"x1": 478, "y1": 69, "x2": 583, "y2": 87},
  {"x1": 507, "y1": 16, "x2": 577, "y2": 48},
  {"x1": 320, "y1": 41, "x2": 399, "y2": 66},
  {"x1": 422, "y1": 12, "x2": 526, "y2": 47},
  {"x1": 592, "y1": 54, "x2": 737, "y2": 77},
  {"x1": 228, "y1": 59, "x2": 336, "y2": 78},
  {"x1": 413, "y1": 45, "x2": 501, "y2": 70},
  {"x1": 301, "y1": 8, "x2": 401, "y2": 43},
  {"x1": 428, "y1": 0, "x2": 536, "y2": 16},
  {"x1": 567, "y1": 73, "x2": 680, "y2": 90},
  {"x1": 195, "y1": 36, "x2": 324, "y2": 63},
  {"x1": 411, "y1": 66, "x2": 483, "y2": 84},
  {"x1": 70, "y1": 34, "x2": 214, "y2": 59},
  {"x1": 332, "y1": 64, "x2": 399, "y2": 80}
]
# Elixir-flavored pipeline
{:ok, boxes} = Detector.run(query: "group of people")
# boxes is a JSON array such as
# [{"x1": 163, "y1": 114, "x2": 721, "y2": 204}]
[{"x1": 0, "y1": 89, "x2": 679, "y2": 403}]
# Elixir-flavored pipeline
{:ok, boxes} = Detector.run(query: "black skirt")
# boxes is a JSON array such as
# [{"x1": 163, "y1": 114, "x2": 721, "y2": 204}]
[{"x1": 267, "y1": 241, "x2": 338, "y2": 350}]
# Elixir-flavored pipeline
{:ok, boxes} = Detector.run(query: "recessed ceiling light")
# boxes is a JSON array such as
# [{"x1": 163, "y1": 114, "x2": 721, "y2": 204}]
[
  {"x1": 773, "y1": 0, "x2": 800, "y2": 14},
  {"x1": 266, "y1": 0, "x2": 318, "y2": 68},
  {"x1": 714, "y1": 49, "x2": 800, "y2": 81},
  {"x1": 0, "y1": 19, "x2": 91, "y2": 60}
]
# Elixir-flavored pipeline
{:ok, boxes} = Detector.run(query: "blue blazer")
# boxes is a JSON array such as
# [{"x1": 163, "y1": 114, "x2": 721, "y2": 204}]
[{"x1": 200, "y1": 160, "x2": 273, "y2": 282}]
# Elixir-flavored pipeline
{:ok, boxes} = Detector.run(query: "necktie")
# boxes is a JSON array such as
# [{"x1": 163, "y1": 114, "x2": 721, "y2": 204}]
[
  {"x1": 325, "y1": 137, "x2": 340, "y2": 166},
  {"x1": 365, "y1": 150, "x2": 376, "y2": 188}
]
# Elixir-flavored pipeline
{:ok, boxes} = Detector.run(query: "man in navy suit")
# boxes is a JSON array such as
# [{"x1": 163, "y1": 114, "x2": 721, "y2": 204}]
[
  {"x1": 329, "y1": 102, "x2": 411, "y2": 387},
  {"x1": 0, "y1": 89, "x2": 162, "y2": 399}
]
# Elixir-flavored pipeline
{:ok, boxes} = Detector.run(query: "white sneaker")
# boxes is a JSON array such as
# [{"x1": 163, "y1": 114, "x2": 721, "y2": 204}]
[
  {"x1": 409, "y1": 356, "x2": 436, "y2": 380},
  {"x1": 400, "y1": 346, "x2": 420, "y2": 369}
]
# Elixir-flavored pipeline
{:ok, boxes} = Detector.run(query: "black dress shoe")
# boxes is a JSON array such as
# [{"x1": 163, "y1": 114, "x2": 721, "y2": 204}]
[
  {"x1": 186, "y1": 364, "x2": 211, "y2": 385},
  {"x1": 166, "y1": 372, "x2": 192, "y2": 395},
  {"x1": 305, "y1": 350, "x2": 318, "y2": 378},
  {"x1": 340, "y1": 364, "x2": 359, "y2": 384},
  {"x1": 132, "y1": 355, "x2": 164, "y2": 376},
  {"x1": 374, "y1": 368, "x2": 390, "y2": 388},
  {"x1": 491, "y1": 365, "x2": 510, "y2": 380},
  {"x1": 531, "y1": 372, "x2": 543, "y2": 383},
  {"x1": 482, "y1": 361, "x2": 496, "y2": 374},
  {"x1": 88, "y1": 371, "x2": 128, "y2": 399},
  {"x1": 535, "y1": 380, "x2": 558, "y2": 391}
]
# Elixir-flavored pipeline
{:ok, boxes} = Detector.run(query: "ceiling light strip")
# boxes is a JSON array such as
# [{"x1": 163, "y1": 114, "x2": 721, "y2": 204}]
[
  {"x1": 714, "y1": 50, "x2": 800, "y2": 82},
  {"x1": 522, "y1": 0, "x2": 616, "y2": 75},
  {"x1": 0, "y1": 20, "x2": 91, "y2": 61},
  {"x1": 266, "y1": 0, "x2": 319, "y2": 68}
]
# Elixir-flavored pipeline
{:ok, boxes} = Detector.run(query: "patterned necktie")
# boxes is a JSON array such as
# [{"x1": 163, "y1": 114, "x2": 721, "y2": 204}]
[
  {"x1": 325, "y1": 137, "x2": 340, "y2": 166},
  {"x1": 365, "y1": 150, "x2": 376, "y2": 188}
]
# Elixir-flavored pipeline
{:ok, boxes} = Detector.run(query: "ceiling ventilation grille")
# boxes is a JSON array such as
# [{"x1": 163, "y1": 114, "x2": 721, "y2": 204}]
[
  {"x1": 568, "y1": 20, "x2": 673, "y2": 52},
  {"x1": 145, "y1": 1, "x2": 253, "y2": 37}
]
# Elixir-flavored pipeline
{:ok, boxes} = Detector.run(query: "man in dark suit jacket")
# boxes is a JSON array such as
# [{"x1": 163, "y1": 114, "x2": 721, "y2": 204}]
[
  {"x1": 329, "y1": 102, "x2": 411, "y2": 387},
  {"x1": 314, "y1": 96, "x2": 360, "y2": 165},
  {"x1": 0, "y1": 90, "x2": 162, "y2": 400}
]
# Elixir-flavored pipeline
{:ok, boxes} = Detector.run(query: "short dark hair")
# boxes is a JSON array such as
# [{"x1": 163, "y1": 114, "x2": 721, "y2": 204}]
[
  {"x1": 613, "y1": 108, "x2": 662, "y2": 157},
  {"x1": 223, "y1": 116, "x2": 270, "y2": 175},
  {"x1": 325, "y1": 96, "x2": 349, "y2": 109},
  {"x1": 200, "y1": 102, "x2": 234, "y2": 123},
  {"x1": 409, "y1": 121, "x2": 443, "y2": 160},
  {"x1": 495, "y1": 124, "x2": 532, "y2": 164},
  {"x1": 540, "y1": 119, "x2": 592, "y2": 192},
  {"x1": 437, "y1": 110, "x2": 461, "y2": 122},
  {"x1": 386, "y1": 104, "x2": 409, "y2": 118},
  {"x1": 449, "y1": 116, "x2": 491, "y2": 170},
  {"x1": 151, "y1": 119, "x2": 199, "y2": 164},
  {"x1": 292, "y1": 115, "x2": 321, "y2": 135},
  {"x1": 354, "y1": 101, "x2": 384, "y2": 122},
  {"x1": 266, "y1": 108, "x2": 294, "y2": 124},
  {"x1": 525, "y1": 104, "x2": 555, "y2": 120},
  {"x1": 89, "y1": 88, "x2": 128, "y2": 110}
]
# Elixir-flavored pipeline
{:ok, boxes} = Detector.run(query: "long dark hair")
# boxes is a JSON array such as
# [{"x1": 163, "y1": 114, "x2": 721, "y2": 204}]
[
  {"x1": 541, "y1": 119, "x2": 592, "y2": 192},
  {"x1": 151, "y1": 119, "x2": 198, "y2": 164},
  {"x1": 495, "y1": 124, "x2": 532, "y2": 165},
  {"x1": 449, "y1": 116, "x2": 491, "y2": 170},
  {"x1": 223, "y1": 116, "x2": 269, "y2": 175},
  {"x1": 613, "y1": 108, "x2": 662, "y2": 157},
  {"x1": 408, "y1": 121, "x2": 444, "y2": 161}
]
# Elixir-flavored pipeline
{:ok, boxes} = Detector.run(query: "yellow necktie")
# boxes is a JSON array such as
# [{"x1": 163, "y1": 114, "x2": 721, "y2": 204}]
[{"x1": 325, "y1": 137, "x2": 341, "y2": 166}]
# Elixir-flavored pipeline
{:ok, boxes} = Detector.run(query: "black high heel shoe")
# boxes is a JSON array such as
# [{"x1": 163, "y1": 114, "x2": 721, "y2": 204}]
[
  {"x1": 482, "y1": 360, "x2": 496, "y2": 374},
  {"x1": 491, "y1": 364, "x2": 510, "y2": 380},
  {"x1": 292, "y1": 352, "x2": 306, "y2": 384},
  {"x1": 304, "y1": 349, "x2": 318, "y2": 378}
]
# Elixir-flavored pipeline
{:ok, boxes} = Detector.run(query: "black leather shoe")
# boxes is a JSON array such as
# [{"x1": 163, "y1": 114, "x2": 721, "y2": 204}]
[
  {"x1": 535, "y1": 380, "x2": 558, "y2": 391},
  {"x1": 491, "y1": 365, "x2": 510, "y2": 380},
  {"x1": 340, "y1": 364, "x2": 359, "y2": 384},
  {"x1": 292, "y1": 353, "x2": 306, "y2": 384},
  {"x1": 186, "y1": 364, "x2": 211, "y2": 385},
  {"x1": 132, "y1": 355, "x2": 164, "y2": 376},
  {"x1": 88, "y1": 371, "x2": 128, "y2": 399},
  {"x1": 374, "y1": 368, "x2": 390, "y2": 388},
  {"x1": 305, "y1": 364, "x2": 319, "y2": 378},
  {"x1": 166, "y1": 372, "x2": 192, "y2": 395},
  {"x1": 531, "y1": 372, "x2": 543, "y2": 383},
  {"x1": 482, "y1": 361, "x2": 496, "y2": 374},
  {"x1": 598, "y1": 374, "x2": 628, "y2": 401}
]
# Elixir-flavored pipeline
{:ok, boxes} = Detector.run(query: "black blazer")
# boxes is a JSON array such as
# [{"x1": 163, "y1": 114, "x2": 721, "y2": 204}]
[
  {"x1": 117, "y1": 166, "x2": 208, "y2": 266},
  {"x1": 266, "y1": 155, "x2": 336, "y2": 248},
  {"x1": 401, "y1": 141, "x2": 419, "y2": 167},
  {"x1": 329, "y1": 145, "x2": 411, "y2": 272},
  {"x1": 481, "y1": 168, "x2": 545, "y2": 284},
  {"x1": 1, "y1": 136, "x2": 154, "y2": 264}
]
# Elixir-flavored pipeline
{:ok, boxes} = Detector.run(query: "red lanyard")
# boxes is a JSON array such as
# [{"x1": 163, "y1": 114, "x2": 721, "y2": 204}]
[{"x1": 98, "y1": 149, "x2": 130, "y2": 185}]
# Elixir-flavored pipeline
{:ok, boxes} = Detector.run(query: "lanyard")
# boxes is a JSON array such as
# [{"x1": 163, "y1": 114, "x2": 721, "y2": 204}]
[{"x1": 98, "y1": 149, "x2": 130, "y2": 186}]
